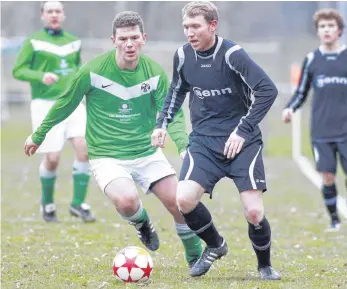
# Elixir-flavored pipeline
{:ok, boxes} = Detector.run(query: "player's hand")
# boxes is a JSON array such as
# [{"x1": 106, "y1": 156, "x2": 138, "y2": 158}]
[
  {"x1": 179, "y1": 150, "x2": 187, "y2": 160},
  {"x1": 224, "y1": 130, "x2": 245, "y2": 159},
  {"x1": 151, "y1": 128, "x2": 168, "y2": 148},
  {"x1": 282, "y1": 108, "x2": 293, "y2": 123},
  {"x1": 42, "y1": 73, "x2": 59, "y2": 86},
  {"x1": 24, "y1": 135, "x2": 40, "y2": 156}
]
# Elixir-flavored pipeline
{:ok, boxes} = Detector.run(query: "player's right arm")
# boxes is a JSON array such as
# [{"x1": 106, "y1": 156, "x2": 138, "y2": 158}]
[
  {"x1": 25, "y1": 67, "x2": 91, "y2": 156},
  {"x1": 283, "y1": 53, "x2": 314, "y2": 123},
  {"x1": 13, "y1": 39, "x2": 59, "y2": 85},
  {"x1": 12, "y1": 39, "x2": 45, "y2": 82},
  {"x1": 152, "y1": 48, "x2": 190, "y2": 149}
]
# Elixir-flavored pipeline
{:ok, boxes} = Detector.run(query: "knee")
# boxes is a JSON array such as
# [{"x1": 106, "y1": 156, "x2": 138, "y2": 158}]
[
  {"x1": 112, "y1": 192, "x2": 138, "y2": 209},
  {"x1": 117, "y1": 195, "x2": 139, "y2": 212},
  {"x1": 106, "y1": 185, "x2": 139, "y2": 211},
  {"x1": 44, "y1": 153, "x2": 60, "y2": 170},
  {"x1": 322, "y1": 173, "x2": 335, "y2": 186},
  {"x1": 245, "y1": 206, "x2": 264, "y2": 224},
  {"x1": 176, "y1": 186, "x2": 199, "y2": 214}
]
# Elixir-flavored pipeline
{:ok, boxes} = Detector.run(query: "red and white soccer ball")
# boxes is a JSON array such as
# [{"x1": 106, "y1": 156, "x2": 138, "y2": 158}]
[{"x1": 113, "y1": 246, "x2": 153, "y2": 283}]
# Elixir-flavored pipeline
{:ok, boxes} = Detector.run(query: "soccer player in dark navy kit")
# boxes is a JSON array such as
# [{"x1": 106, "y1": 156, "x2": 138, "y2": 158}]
[
  {"x1": 152, "y1": 1, "x2": 281, "y2": 280},
  {"x1": 283, "y1": 9, "x2": 347, "y2": 232}
]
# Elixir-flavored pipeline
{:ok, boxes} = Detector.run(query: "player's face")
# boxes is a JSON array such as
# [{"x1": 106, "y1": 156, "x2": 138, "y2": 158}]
[
  {"x1": 317, "y1": 19, "x2": 341, "y2": 46},
  {"x1": 112, "y1": 26, "x2": 146, "y2": 64},
  {"x1": 41, "y1": 1, "x2": 65, "y2": 30},
  {"x1": 182, "y1": 15, "x2": 217, "y2": 51}
]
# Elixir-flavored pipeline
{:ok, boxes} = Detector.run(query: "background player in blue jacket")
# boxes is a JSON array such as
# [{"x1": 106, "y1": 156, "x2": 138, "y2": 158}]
[
  {"x1": 283, "y1": 9, "x2": 346, "y2": 232},
  {"x1": 152, "y1": 1, "x2": 281, "y2": 280}
]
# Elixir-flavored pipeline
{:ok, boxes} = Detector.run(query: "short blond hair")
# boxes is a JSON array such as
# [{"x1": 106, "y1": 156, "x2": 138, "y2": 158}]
[
  {"x1": 313, "y1": 8, "x2": 345, "y2": 35},
  {"x1": 182, "y1": 1, "x2": 218, "y2": 23},
  {"x1": 41, "y1": 1, "x2": 64, "y2": 12}
]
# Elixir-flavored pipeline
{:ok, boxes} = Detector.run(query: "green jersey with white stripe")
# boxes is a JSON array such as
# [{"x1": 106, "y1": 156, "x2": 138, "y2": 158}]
[
  {"x1": 32, "y1": 50, "x2": 188, "y2": 160},
  {"x1": 13, "y1": 29, "x2": 81, "y2": 100}
]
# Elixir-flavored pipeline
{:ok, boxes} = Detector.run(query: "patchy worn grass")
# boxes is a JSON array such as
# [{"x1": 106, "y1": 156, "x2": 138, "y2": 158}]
[{"x1": 2, "y1": 105, "x2": 347, "y2": 289}]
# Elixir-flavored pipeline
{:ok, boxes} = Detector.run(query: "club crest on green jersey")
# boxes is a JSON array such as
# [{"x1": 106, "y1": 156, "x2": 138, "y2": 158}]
[
  {"x1": 55, "y1": 58, "x2": 74, "y2": 76},
  {"x1": 141, "y1": 82, "x2": 151, "y2": 93},
  {"x1": 60, "y1": 59, "x2": 68, "y2": 69}
]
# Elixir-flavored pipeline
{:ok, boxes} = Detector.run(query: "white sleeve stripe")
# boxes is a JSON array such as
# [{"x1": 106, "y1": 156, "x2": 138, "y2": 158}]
[
  {"x1": 234, "y1": 96, "x2": 255, "y2": 137},
  {"x1": 225, "y1": 46, "x2": 255, "y2": 134},
  {"x1": 299, "y1": 52, "x2": 314, "y2": 93},
  {"x1": 290, "y1": 52, "x2": 314, "y2": 109},
  {"x1": 162, "y1": 46, "x2": 185, "y2": 129},
  {"x1": 212, "y1": 36, "x2": 224, "y2": 60},
  {"x1": 290, "y1": 93, "x2": 304, "y2": 110},
  {"x1": 225, "y1": 45, "x2": 241, "y2": 61}
]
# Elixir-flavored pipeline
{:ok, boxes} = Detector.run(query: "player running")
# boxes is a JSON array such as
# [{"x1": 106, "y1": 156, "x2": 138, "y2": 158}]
[
  {"x1": 24, "y1": 11, "x2": 202, "y2": 268},
  {"x1": 152, "y1": 1, "x2": 281, "y2": 280}
]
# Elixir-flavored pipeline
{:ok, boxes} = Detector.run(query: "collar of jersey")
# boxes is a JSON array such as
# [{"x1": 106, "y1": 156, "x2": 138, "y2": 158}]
[
  {"x1": 44, "y1": 27, "x2": 63, "y2": 36},
  {"x1": 193, "y1": 36, "x2": 223, "y2": 61},
  {"x1": 196, "y1": 35, "x2": 219, "y2": 57},
  {"x1": 319, "y1": 44, "x2": 347, "y2": 55}
]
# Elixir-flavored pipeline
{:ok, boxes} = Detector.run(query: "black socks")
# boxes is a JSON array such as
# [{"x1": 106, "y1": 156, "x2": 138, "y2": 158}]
[
  {"x1": 248, "y1": 217, "x2": 272, "y2": 269},
  {"x1": 182, "y1": 202, "x2": 223, "y2": 248},
  {"x1": 322, "y1": 184, "x2": 340, "y2": 223}
]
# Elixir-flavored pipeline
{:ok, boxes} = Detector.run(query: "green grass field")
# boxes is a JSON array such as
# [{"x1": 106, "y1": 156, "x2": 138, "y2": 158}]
[{"x1": 2, "y1": 105, "x2": 347, "y2": 289}]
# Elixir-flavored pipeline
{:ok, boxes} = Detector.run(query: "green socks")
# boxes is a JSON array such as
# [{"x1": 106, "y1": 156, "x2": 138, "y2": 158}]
[
  {"x1": 119, "y1": 203, "x2": 202, "y2": 263},
  {"x1": 72, "y1": 173, "x2": 90, "y2": 206},
  {"x1": 71, "y1": 160, "x2": 90, "y2": 207},
  {"x1": 121, "y1": 201, "x2": 149, "y2": 224},
  {"x1": 40, "y1": 160, "x2": 90, "y2": 207},
  {"x1": 175, "y1": 223, "x2": 202, "y2": 263},
  {"x1": 39, "y1": 162, "x2": 56, "y2": 205},
  {"x1": 40, "y1": 176, "x2": 56, "y2": 205}
]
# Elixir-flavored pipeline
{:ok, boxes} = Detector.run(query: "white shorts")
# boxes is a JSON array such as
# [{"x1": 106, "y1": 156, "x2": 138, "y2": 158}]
[
  {"x1": 89, "y1": 149, "x2": 176, "y2": 194},
  {"x1": 31, "y1": 98, "x2": 86, "y2": 153}
]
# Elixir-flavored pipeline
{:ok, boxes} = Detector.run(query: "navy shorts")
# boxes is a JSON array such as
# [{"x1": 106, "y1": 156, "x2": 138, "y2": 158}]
[
  {"x1": 179, "y1": 135, "x2": 267, "y2": 195},
  {"x1": 312, "y1": 140, "x2": 347, "y2": 174}
]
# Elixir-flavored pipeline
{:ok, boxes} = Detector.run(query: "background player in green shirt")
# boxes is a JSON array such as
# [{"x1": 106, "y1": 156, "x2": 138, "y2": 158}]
[
  {"x1": 24, "y1": 11, "x2": 202, "y2": 268},
  {"x1": 13, "y1": 1, "x2": 95, "y2": 223}
]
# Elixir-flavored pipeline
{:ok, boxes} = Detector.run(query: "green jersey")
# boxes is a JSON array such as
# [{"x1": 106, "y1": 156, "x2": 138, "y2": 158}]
[
  {"x1": 32, "y1": 50, "x2": 189, "y2": 160},
  {"x1": 13, "y1": 29, "x2": 81, "y2": 100}
]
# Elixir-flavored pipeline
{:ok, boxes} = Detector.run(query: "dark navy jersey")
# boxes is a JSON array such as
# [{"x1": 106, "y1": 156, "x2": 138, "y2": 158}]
[
  {"x1": 156, "y1": 37, "x2": 278, "y2": 142},
  {"x1": 286, "y1": 45, "x2": 347, "y2": 142}
]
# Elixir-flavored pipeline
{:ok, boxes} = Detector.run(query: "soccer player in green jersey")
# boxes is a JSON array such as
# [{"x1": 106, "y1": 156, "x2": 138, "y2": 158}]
[
  {"x1": 13, "y1": 1, "x2": 95, "y2": 223},
  {"x1": 24, "y1": 11, "x2": 202, "y2": 268}
]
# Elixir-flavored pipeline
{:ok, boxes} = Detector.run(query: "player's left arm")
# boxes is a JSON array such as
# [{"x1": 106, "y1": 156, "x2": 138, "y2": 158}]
[
  {"x1": 227, "y1": 46, "x2": 278, "y2": 141},
  {"x1": 154, "y1": 71, "x2": 189, "y2": 154}
]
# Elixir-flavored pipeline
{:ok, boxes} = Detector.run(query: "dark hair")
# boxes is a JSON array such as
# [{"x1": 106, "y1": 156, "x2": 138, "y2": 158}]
[{"x1": 112, "y1": 11, "x2": 144, "y2": 36}]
